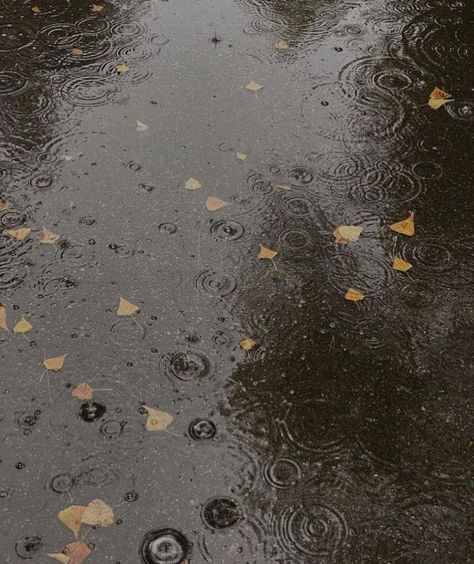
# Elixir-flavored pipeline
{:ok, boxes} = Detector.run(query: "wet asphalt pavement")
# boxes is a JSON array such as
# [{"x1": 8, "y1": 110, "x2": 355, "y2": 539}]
[{"x1": 0, "y1": 0, "x2": 473, "y2": 562}]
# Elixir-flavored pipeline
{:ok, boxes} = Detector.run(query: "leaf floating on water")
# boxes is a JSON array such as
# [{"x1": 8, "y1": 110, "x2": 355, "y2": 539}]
[
  {"x1": 90, "y1": 3, "x2": 104, "y2": 12},
  {"x1": 65, "y1": 542, "x2": 91, "y2": 564},
  {"x1": 32, "y1": 5, "x2": 41, "y2": 13},
  {"x1": 239, "y1": 337, "x2": 257, "y2": 351},
  {"x1": 389, "y1": 212, "x2": 415, "y2": 236},
  {"x1": 41, "y1": 227, "x2": 60, "y2": 244},
  {"x1": 333, "y1": 225, "x2": 363, "y2": 245},
  {"x1": 274, "y1": 183, "x2": 291, "y2": 191},
  {"x1": 81, "y1": 499, "x2": 114, "y2": 528},
  {"x1": 393, "y1": 256, "x2": 413, "y2": 272},
  {"x1": 5, "y1": 227, "x2": 31, "y2": 240},
  {"x1": 0, "y1": 304, "x2": 8, "y2": 331},
  {"x1": 117, "y1": 297, "x2": 139, "y2": 316},
  {"x1": 71, "y1": 48, "x2": 83, "y2": 55},
  {"x1": 0, "y1": 202, "x2": 9, "y2": 211},
  {"x1": 345, "y1": 288, "x2": 365, "y2": 302},
  {"x1": 116, "y1": 63, "x2": 129, "y2": 74},
  {"x1": 72, "y1": 383, "x2": 94, "y2": 400},
  {"x1": 236, "y1": 152, "x2": 247, "y2": 161},
  {"x1": 258, "y1": 245, "x2": 278, "y2": 260},
  {"x1": 185, "y1": 177, "x2": 201, "y2": 190},
  {"x1": 58, "y1": 505, "x2": 86, "y2": 538},
  {"x1": 144, "y1": 406, "x2": 173, "y2": 431},
  {"x1": 44, "y1": 354, "x2": 67, "y2": 372},
  {"x1": 428, "y1": 87, "x2": 453, "y2": 110},
  {"x1": 13, "y1": 316, "x2": 32, "y2": 333},
  {"x1": 136, "y1": 120, "x2": 149, "y2": 132},
  {"x1": 47, "y1": 553, "x2": 69, "y2": 564},
  {"x1": 206, "y1": 196, "x2": 231, "y2": 211},
  {"x1": 245, "y1": 80, "x2": 263, "y2": 92},
  {"x1": 275, "y1": 40, "x2": 289, "y2": 50}
]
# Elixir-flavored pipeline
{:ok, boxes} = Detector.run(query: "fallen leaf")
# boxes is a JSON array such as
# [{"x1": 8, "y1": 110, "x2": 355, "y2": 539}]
[
  {"x1": 333, "y1": 225, "x2": 363, "y2": 244},
  {"x1": 206, "y1": 196, "x2": 231, "y2": 211},
  {"x1": 41, "y1": 227, "x2": 60, "y2": 244},
  {"x1": 0, "y1": 202, "x2": 9, "y2": 211},
  {"x1": 136, "y1": 120, "x2": 148, "y2": 132},
  {"x1": 236, "y1": 152, "x2": 247, "y2": 161},
  {"x1": 13, "y1": 316, "x2": 33, "y2": 333},
  {"x1": 5, "y1": 227, "x2": 31, "y2": 240},
  {"x1": 60, "y1": 155, "x2": 74, "y2": 161},
  {"x1": 345, "y1": 288, "x2": 365, "y2": 302},
  {"x1": 275, "y1": 40, "x2": 289, "y2": 50},
  {"x1": 32, "y1": 5, "x2": 41, "y2": 13},
  {"x1": 258, "y1": 245, "x2": 278, "y2": 260},
  {"x1": 274, "y1": 183, "x2": 291, "y2": 191},
  {"x1": 116, "y1": 63, "x2": 129, "y2": 74},
  {"x1": 144, "y1": 406, "x2": 173, "y2": 431},
  {"x1": 117, "y1": 297, "x2": 139, "y2": 316},
  {"x1": 71, "y1": 48, "x2": 83, "y2": 55},
  {"x1": 185, "y1": 177, "x2": 202, "y2": 190},
  {"x1": 47, "y1": 553, "x2": 69, "y2": 564},
  {"x1": 82, "y1": 499, "x2": 114, "y2": 528},
  {"x1": 44, "y1": 354, "x2": 67, "y2": 372},
  {"x1": 392, "y1": 256, "x2": 413, "y2": 272},
  {"x1": 66, "y1": 542, "x2": 91, "y2": 564},
  {"x1": 239, "y1": 337, "x2": 257, "y2": 351},
  {"x1": 58, "y1": 505, "x2": 86, "y2": 538},
  {"x1": 428, "y1": 87, "x2": 452, "y2": 110},
  {"x1": 389, "y1": 212, "x2": 415, "y2": 236},
  {"x1": 90, "y1": 3, "x2": 104, "y2": 12},
  {"x1": 245, "y1": 80, "x2": 263, "y2": 92},
  {"x1": 72, "y1": 383, "x2": 94, "y2": 401},
  {"x1": 0, "y1": 304, "x2": 7, "y2": 331}
]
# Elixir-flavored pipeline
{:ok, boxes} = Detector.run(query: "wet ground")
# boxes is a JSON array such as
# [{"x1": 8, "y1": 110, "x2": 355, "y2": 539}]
[{"x1": 0, "y1": 0, "x2": 473, "y2": 562}]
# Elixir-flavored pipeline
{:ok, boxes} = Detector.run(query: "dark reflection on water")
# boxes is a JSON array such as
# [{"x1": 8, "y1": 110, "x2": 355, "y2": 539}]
[{"x1": 0, "y1": 0, "x2": 473, "y2": 561}]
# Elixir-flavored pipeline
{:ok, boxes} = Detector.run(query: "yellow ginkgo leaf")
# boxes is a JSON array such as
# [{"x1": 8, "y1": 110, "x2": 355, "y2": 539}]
[
  {"x1": 116, "y1": 63, "x2": 129, "y2": 74},
  {"x1": 32, "y1": 5, "x2": 41, "y2": 13},
  {"x1": 144, "y1": 406, "x2": 174, "y2": 431},
  {"x1": 58, "y1": 505, "x2": 86, "y2": 539},
  {"x1": 90, "y1": 3, "x2": 104, "y2": 12},
  {"x1": 81, "y1": 499, "x2": 114, "y2": 528},
  {"x1": 185, "y1": 177, "x2": 202, "y2": 190},
  {"x1": 0, "y1": 304, "x2": 7, "y2": 331},
  {"x1": 206, "y1": 196, "x2": 231, "y2": 211},
  {"x1": 275, "y1": 183, "x2": 291, "y2": 191},
  {"x1": 0, "y1": 202, "x2": 9, "y2": 211},
  {"x1": 44, "y1": 354, "x2": 67, "y2": 372},
  {"x1": 71, "y1": 48, "x2": 83, "y2": 55},
  {"x1": 13, "y1": 316, "x2": 33, "y2": 333},
  {"x1": 389, "y1": 212, "x2": 415, "y2": 236},
  {"x1": 393, "y1": 256, "x2": 413, "y2": 272},
  {"x1": 345, "y1": 288, "x2": 365, "y2": 302},
  {"x1": 258, "y1": 245, "x2": 278, "y2": 260},
  {"x1": 66, "y1": 542, "x2": 91, "y2": 564},
  {"x1": 428, "y1": 87, "x2": 452, "y2": 109},
  {"x1": 245, "y1": 80, "x2": 263, "y2": 92},
  {"x1": 333, "y1": 225, "x2": 363, "y2": 244},
  {"x1": 239, "y1": 337, "x2": 257, "y2": 351},
  {"x1": 5, "y1": 227, "x2": 31, "y2": 240},
  {"x1": 136, "y1": 120, "x2": 148, "y2": 132},
  {"x1": 72, "y1": 383, "x2": 94, "y2": 400},
  {"x1": 47, "y1": 553, "x2": 69, "y2": 564},
  {"x1": 275, "y1": 40, "x2": 289, "y2": 50},
  {"x1": 117, "y1": 297, "x2": 139, "y2": 316},
  {"x1": 236, "y1": 152, "x2": 247, "y2": 161},
  {"x1": 41, "y1": 227, "x2": 60, "y2": 244}
]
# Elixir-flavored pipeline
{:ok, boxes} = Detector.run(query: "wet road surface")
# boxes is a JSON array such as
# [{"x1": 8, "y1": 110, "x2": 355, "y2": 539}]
[{"x1": 0, "y1": 0, "x2": 473, "y2": 562}]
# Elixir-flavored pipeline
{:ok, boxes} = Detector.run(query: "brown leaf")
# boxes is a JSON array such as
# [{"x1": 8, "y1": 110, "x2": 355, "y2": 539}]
[
  {"x1": 58, "y1": 505, "x2": 86, "y2": 538},
  {"x1": 41, "y1": 227, "x2": 60, "y2": 244},
  {"x1": 90, "y1": 3, "x2": 104, "y2": 12},
  {"x1": 116, "y1": 63, "x2": 129, "y2": 74},
  {"x1": 333, "y1": 225, "x2": 363, "y2": 245},
  {"x1": 144, "y1": 406, "x2": 174, "y2": 431},
  {"x1": 32, "y1": 5, "x2": 41, "y2": 13},
  {"x1": 72, "y1": 383, "x2": 94, "y2": 401},
  {"x1": 0, "y1": 304, "x2": 7, "y2": 331},
  {"x1": 0, "y1": 202, "x2": 9, "y2": 211},
  {"x1": 47, "y1": 553, "x2": 69, "y2": 563},
  {"x1": 275, "y1": 40, "x2": 289, "y2": 50},
  {"x1": 392, "y1": 256, "x2": 413, "y2": 272},
  {"x1": 345, "y1": 288, "x2": 364, "y2": 302},
  {"x1": 239, "y1": 337, "x2": 257, "y2": 351},
  {"x1": 65, "y1": 542, "x2": 91, "y2": 564},
  {"x1": 428, "y1": 87, "x2": 452, "y2": 109},
  {"x1": 71, "y1": 48, "x2": 83, "y2": 55},
  {"x1": 258, "y1": 245, "x2": 278, "y2": 260},
  {"x1": 185, "y1": 177, "x2": 201, "y2": 190},
  {"x1": 44, "y1": 354, "x2": 67, "y2": 372},
  {"x1": 245, "y1": 80, "x2": 262, "y2": 92},
  {"x1": 81, "y1": 499, "x2": 114, "y2": 528},
  {"x1": 5, "y1": 227, "x2": 31, "y2": 240},
  {"x1": 13, "y1": 316, "x2": 33, "y2": 333},
  {"x1": 206, "y1": 196, "x2": 231, "y2": 211},
  {"x1": 389, "y1": 212, "x2": 415, "y2": 236},
  {"x1": 117, "y1": 297, "x2": 139, "y2": 316}
]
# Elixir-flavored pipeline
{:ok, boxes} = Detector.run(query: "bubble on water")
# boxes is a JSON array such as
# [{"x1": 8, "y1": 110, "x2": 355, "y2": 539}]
[
  {"x1": 100, "y1": 419, "x2": 124, "y2": 439},
  {"x1": 262, "y1": 458, "x2": 302, "y2": 489},
  {"x1": 188, "y1": 418, "x2": 217, "y2": 440},
  {"x1": 194, "y1": 268, "x2": 238, "y2": 298},
  {"x1": 285, "y1": 166, "x2": 315, "y2": 186},
  {"x1": 202, "y1": 497, "x2": 243, "y2": 530},
  {"x1": 57, "y1": 243, "x2": 96, "y2": 267},
  {"x1": 209, "y1": 219, "x2": 245, "y2": 241},
  {"x1": 158, "y1": 223, "x2": 177, "y2": 235},
  {"x1": 246, "y1": 172, "x2": 273, "y2": 195},
  {"x1": 49, "y1": 472, "x2": 74, "y2": 494},
  {"x1": 161, "y1": 351, "x2": 210, "y2": 382},
  {"x1": 140, "y1": 529, "x2": 190, "y2": 564},
  {"x1": 79, "y1": 401, "x2": 107, "y2": 423},
  {"x1": 445, "y1": 100, "x2": 474, "y2": 122},
  {"x1": 15, "y1": 536, "x2": 43, "y2": 559}
]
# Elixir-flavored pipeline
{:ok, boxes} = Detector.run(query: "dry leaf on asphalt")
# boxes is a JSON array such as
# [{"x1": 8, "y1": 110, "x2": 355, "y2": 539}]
[
  {"x1": 345, "y1": 288, "x2": 365, "y2": 302},
  {"x1": 41, "y1": 228, "x2": 60, "y2": 244},
  {"x1": 117, "y1": 297, "x2": 139, "y2": 316},
  {"x1": 13, "y1": 316, "x2": 32, "y2": 333},
  {"x1": 258, "y1": 245, "x2": 278, "y2": 260},
  {"x1": 72, "y1": 383, "x2": 94, "y2": 400},
  {"x1": 389, "y1": 212, "x2": 415, "y2": 236},
  {"x1": 185, "y1": 177, "x2": 202, "y2": 190},
  {"x1": 239, "y1": 337, "x2": 258, "y2": 351},
  {"x1": 275, "y1": 183, "x2": 291, "y2": 191},
  {"x1": 392, "y1": 256, "x2": 413, "y2": 272},
  {"x1": 206, "y1": 196, "x2": 231, "y2": 211},
  {"x1": 333, "y1": 225, "x2": 363, "y2": 244},
  {"x1": 0, "y1": 202, "x2": 9, "y2": 211},
  {"x1": 66, "y1": 542, "x2": 91, "y2": 564},
  {"x1": 0, "y1": 304, "x2": 7, "y2": 331},
  {"x1": 116, "y1": 63, "x2": 129, "y2": 74},
  {"x1": 90, "y1": 4, "x2": 104, "y2": 12},
  {"x1": 275, "y1": 40, "x2": 289, "y2": 50},
  {"x1": 48, "y1": 553, "x2": 69, "y2": 563},
  {"x1": 44, "y1": 354, "x2": 67, "y2": 372},
  {"x1": 136, "y1": 120, "x2": 149, "y2": 132},
  {"x1": 236, "y1": 152, "x2": 247, "y2": 161},
  {"x1": 71, "y1": 48, "x2": 83, "y2": 55},
  {"x1": 428, "y1": 87, "x2": 452, "y2": 109},
  {"x1": 82, "y1": 499, "x2": 115, "y2": 528},
  {"x1": 58, "y1": 505, "x2": 86, "y2": 538},
  {"x1": 245, "y1": 80, "x2": 263, "y2": 92},
  {"x1": 5, "y1": 227, "x2": 31, "y2": 240},
  {"x1": 144, "y1": 406, "x2": 174, "y2": 431}
]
